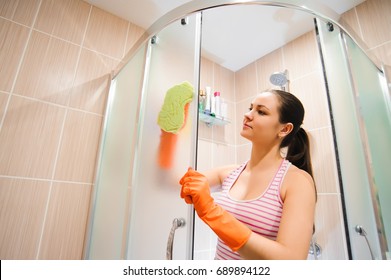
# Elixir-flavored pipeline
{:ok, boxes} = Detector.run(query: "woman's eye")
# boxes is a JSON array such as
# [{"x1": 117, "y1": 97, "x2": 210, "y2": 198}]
[{"x1": 258, "y1": 110, "x2": 266, "y2": 115}]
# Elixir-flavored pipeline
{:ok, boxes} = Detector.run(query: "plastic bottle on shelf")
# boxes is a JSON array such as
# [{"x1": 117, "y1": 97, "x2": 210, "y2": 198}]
[
  {"x1": 198, "y1": 90, "x2": 205, "y2": 112},
  {"x1": 204, "y1": 86, "x2": 212, "y2": 114},
  {"x1": 213, "y1": 91, "x2": 221, "y2": 118}
]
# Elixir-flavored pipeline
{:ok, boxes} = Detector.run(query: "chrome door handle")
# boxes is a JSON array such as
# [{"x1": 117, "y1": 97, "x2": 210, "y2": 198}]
[{"x1": 166, "y1": 218, "x2": 186, "y2": 260}]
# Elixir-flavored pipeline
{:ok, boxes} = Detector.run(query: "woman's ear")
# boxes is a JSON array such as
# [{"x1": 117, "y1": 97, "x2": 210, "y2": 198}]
[{"x1": 278, "y1": 123, "x2": 294, "y2": 138}]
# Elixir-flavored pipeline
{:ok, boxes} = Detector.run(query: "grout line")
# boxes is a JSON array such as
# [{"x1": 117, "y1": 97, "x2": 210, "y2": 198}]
[
  {"x1": 0, "y1": 3, "x2": 40, "y2": 134},
  {"x1": 37, "y1": 4, "x2": 93, "y2": 259},
  {"x1": 354, "y1": 7, "x2": 365, "y2": 42},
  {"x1": 0, "y1": 174, "x2": 92, "y2": 186},
  {"x1": 25, "y1": 0, "x2": 45, "y2": 259},
  {"x1": 9, "y1": 94, "x2": 104, "y2": 117},
  {"x1": 66, "y1": 5, "x2": 92, "y2": 108}
]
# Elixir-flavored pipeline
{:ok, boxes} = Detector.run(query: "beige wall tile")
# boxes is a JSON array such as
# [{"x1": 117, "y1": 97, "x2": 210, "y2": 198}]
[
  {"x1": 212, "y1": 120, "x2": 235, "y2": 146},
  {"x1": 309, "y1": 128, "x2": 339, "y2": 194},
  {"x1": 38, "y1": 182, "x2": 92, "y2": 259},
  {"x1": 14, "y1": 31, "x2": 80, "y2": 105},
  {"x1": 289, "y1": 71, "x2": 331, "y2": 130},
  {"x1": 0, "y1": 19, "x2": 30, "y2": 92},
  {"x1": 314, "y1": 194, "x2": 348, "y2": 259},
  {"x1": 212, "y1": 142, "x2": 236, "y2": 167},
  {"x1": 256, "y1": 48, "x2": 284, "y2": 92},
  {"x1": 235, "y1": 62, "x2": 258, "y2": 101},
  {"x1": 213, "y1": 64, "x2": 235, "y2": 102},
  {"x1": 196, "y1": 139, "x2": 213, "y2": 173},
  {"x1": 54, "y1": 110, "x2": 103, "y2": 183},
  {"x1": 198, "y1": 119, "x2": 213, "y2": 140},
  {"x1": 0, "y1": 92, "x2": 8, "y2": 118},
  {"x1": 355, "y1": 0, "x2": 391, "y2": 49},
  {"x1": 283, "y1": 30, "x2": 320, "y2": 80},
  {"x1": 125, "y1": 23, "x2": 145, "y2": 55},
  {"x1": 200, "y1": 57, "x2": 214, "y2": 91},
  {"x1": 69, "y1": 48, "x2": 118, "y2": 114},
  {"x1": 340, "y1": 8, "x2": 362, "y2": 42},
  {"x1": 84, "y1": 6, "x2": 128, "y2": 59},
  {"x1": 35, "y1": 0, "x2": 90, "y2": 45},
  {"x1": 369, "y1": 41, "x2": 391, "y2": 66},
  {"x1": 0, "y1": 178, "x2": 50, "y2": 259},
  {"x1": 0, "y1": 0, "x2": 40, "y2": 27},
  {"x1": 0, "y1": 96, "x2": 66, "y2": 178}
]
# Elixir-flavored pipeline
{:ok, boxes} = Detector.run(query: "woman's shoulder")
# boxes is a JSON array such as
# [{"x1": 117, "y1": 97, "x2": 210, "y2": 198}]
[
  {"x1": 281, "y1": 164, "x2": 315, "y2": 199},
  {"x1": 286, "y1": 164, "x2": 314, "y2": 185}
]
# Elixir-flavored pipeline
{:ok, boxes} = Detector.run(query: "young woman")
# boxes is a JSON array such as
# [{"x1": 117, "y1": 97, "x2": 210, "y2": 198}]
[{"x1": 180, "y1": 89, "x2": 316, "y2": 260}]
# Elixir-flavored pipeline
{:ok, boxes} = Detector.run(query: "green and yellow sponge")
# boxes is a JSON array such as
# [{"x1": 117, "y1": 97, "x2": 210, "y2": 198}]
[{"x1": 157, "y1": 81, "x2": 194, "y2": 169}]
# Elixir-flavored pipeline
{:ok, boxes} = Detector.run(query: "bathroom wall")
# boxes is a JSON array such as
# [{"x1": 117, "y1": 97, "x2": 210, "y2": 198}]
[
  {"x1": 0, "y1": 0, "x2": 144, "y2": 259},
  {"x1": 0, "y1": 0, "x2": 389, "y2": 260},
  {"x1": 340, "y1": 0, "x2": 391, "y2": 80}
]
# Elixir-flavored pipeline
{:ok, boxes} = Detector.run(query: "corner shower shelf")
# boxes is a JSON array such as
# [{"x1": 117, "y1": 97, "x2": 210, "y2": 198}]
[{"x1": 199, "y1": 111, "x2": 230, "y2": 126}]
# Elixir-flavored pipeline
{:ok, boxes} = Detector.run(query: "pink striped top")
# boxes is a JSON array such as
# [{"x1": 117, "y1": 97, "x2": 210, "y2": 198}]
[{"x1": 214, "y1": 159, "x2": 291, "y2": 260}]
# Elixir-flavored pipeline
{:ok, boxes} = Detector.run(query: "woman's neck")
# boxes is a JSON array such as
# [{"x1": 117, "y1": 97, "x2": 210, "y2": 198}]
[{"x1": 247, "y1": 144, "x2": 283, "y2": 171}]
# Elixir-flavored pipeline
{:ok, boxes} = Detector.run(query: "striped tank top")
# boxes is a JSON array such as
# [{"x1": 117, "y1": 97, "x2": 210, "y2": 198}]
[{"x1": 214, "y1": 159, "x2": 291, "y2": 260}]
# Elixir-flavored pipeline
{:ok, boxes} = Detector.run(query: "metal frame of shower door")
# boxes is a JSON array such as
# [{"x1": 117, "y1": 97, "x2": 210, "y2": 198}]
[{"x1": 187, "y1": 12, "x2": 203, "y2": 260}]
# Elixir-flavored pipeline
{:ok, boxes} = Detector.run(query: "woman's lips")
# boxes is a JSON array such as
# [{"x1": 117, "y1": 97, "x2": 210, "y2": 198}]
[{"x1": 243, "y1": 123, "x2": 252, "y2": 129}]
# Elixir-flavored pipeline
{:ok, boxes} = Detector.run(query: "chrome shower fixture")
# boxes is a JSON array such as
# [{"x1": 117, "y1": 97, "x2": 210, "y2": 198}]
[{"x1": 270, "y1": 69, "x2": 289, "y2": 91}]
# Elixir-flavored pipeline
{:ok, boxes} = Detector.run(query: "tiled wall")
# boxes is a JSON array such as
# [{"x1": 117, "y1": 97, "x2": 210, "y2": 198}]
[
  {"x1": 340, "y1": 0, "x2": 391, "y2": 80},
  {"x1": 0, "y1": 0, "x2": 144, "y2": 259},
  {"x1": 0, "y1": 0, "x2": 389, "y2": 260}
]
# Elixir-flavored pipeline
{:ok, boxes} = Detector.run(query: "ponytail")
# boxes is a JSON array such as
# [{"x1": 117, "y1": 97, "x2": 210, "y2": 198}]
[
  {"x1": 286, "y1": 127, "x2": 317, "y2": 234},
  {"x1": 269, "y1": 89, "x2": 317, "y2": 233},
  {"x1": 285, "y1": 127, "x2": 313, "y2": 178}
]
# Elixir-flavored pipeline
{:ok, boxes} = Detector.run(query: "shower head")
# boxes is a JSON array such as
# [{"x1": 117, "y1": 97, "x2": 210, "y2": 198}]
[{"x1": 270, "y1": 70, "x2": 289, "y2": 89}]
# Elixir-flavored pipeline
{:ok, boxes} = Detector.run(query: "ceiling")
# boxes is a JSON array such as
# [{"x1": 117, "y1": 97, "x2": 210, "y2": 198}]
[{"x1": 85, "y1": 0, "x2": 365, "y2": 71}]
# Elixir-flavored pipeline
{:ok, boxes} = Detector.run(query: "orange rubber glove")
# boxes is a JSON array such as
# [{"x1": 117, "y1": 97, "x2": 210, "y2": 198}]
[{"x1": 180, "y1": 168, "x2": 252, "y2": 251}]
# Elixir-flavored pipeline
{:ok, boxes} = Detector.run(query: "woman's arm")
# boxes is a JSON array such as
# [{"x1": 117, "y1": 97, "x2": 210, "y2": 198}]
[
  {"x1": 238, "y1": 168, "x2": 316, "y2": 259},
  {"x1": 200, "y1": 165, "x2": 238, "y2": 189}
]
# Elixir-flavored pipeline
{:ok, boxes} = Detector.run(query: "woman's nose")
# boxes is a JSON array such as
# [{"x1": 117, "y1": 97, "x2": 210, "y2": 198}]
[{"x1": 244, "y1": 110, "x2": 252, "y2": 119}]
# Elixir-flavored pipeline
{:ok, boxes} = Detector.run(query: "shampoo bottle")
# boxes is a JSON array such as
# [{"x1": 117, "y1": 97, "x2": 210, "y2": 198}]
[{"x1": 204, "y1": 86, "x2": 212, "y2": 114}]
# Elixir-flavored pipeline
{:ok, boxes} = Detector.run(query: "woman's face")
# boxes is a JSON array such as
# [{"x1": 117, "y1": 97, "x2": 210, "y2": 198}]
[{"x1": 240, "y1": 92, "x2": 284, "y2": 145}]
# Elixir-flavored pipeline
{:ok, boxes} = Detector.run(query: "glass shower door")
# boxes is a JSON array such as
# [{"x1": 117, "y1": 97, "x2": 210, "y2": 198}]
[
  {"x1": 317, "y1": 19, "x2": 390, "y2": 259},
  {"x1": 344, "y1": 35, "x2": 391, "y2": 259},
  {"x1": 126, "y1": 14, "x2": 201, "y2": 259},
  {"x1": 84, "y1": 44, "x2": 149, "y2": 259}
]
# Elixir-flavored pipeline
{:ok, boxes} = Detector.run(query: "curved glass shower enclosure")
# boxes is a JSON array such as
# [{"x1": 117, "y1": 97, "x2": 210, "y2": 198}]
[{"x1": 83, "y1": 0, "x2": 390, "y2": 260}]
